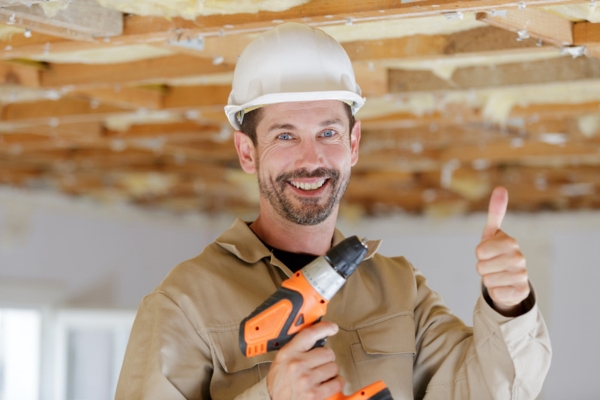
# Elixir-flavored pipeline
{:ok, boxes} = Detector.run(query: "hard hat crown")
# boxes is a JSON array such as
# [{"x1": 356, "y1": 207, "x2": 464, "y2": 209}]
[{"x1": 225, "y1": 22, "x2": 364, "y2": 129}]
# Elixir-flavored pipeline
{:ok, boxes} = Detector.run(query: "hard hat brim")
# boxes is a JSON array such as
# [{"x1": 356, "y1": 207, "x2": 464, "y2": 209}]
[{"x1": 225, "y1": 90, "x2": 365, "y2": 131}]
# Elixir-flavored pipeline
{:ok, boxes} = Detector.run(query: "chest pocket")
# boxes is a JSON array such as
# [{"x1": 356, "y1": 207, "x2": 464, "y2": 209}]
[
  {"x1": 350, "y1": 315, "x2": 416, "y2": 398},
  {"x1": 208, "y1": 328, "x2": 275, "y2": 400}
]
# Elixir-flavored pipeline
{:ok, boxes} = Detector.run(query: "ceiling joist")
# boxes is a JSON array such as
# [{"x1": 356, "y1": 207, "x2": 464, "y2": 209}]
[{"x1": 0, "y1": 0, "x2": 122, "y2": 41}]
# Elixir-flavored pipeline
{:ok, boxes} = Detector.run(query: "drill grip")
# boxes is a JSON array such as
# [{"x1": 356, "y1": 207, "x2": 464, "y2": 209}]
[
  {"x1": 239, "y1": 286, "x2": 304, "y2": 357},
  {"x1": 327, "y1": 380, "x2": 393, "y2": 400},
  {"x1": 240, "y1": 270, "x2": 330, "y2": 357}
]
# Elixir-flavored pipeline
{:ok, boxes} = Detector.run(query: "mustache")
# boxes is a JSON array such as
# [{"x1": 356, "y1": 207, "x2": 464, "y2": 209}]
[{"x1": 276, "y1": 168, "x2": 340, "y2": 184}]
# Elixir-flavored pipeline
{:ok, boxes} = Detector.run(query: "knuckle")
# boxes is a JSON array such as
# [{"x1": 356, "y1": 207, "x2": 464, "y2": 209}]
[
  {"x1": 482, "y1": 274, "x2": 493, "y2": 288},
  {"x1": 331, "y1": 376, "x2": 345, "y2": 393},
  {"x1": 517, "y1": 270, "x2": 529, "y2": 282},
  {"x1": 476, "y1": 260, "x2": 487, "y2": 275},
  {"x1": 296, "y1": 374, "x2": 310, "y2": 389},
  {"x1": 507, "y1": 236, "x2": 519, "y2": 249},
  {"x1": 304, "y1": 391, "x2": 318, "y2": 400},
  {"x1": 324, "y1": 348, "x2": 336, "y2": 362},
  {"x1": 515, "y1": 253, "x2": 526, "y2": 268},
  {"x1": 287, "y1": 360, "x2": 303, "y2": 375},
  {"x1": 475, "y1": 244, "x2": 486, "y2": 260}
]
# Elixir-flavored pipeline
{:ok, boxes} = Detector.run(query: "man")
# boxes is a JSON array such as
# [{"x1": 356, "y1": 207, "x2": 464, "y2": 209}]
[{"x1": 116, "y1": 23, "x2": 551, "y2": 400}]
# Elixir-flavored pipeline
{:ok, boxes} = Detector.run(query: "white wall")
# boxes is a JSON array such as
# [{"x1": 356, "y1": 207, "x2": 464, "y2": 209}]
[{"x1": 1, "y1": 187, "x2": 599, "y2": 399}]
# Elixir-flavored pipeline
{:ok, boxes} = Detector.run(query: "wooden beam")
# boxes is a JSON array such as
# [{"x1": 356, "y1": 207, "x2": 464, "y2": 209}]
[
  {"x1": 172, "y1": 25, "x2": 541, "y2": 65},
  {"x1": 0, "y1": 1, "x2": 56, "y2": 5},
  {"x1": 573, "y1": 21, "x2": 600, "y2": 45},
  {"x1": 388, "y1": 56, "x2": 600, "y2": 92},
  {"x1": 476, "y1": 7, "x2": 573, "y2": 46},
  {"x1": 0, "y1": 97, "x2": 126, "y2": 122},
  {"x1": 74, "y1": 86, "x2": 165, "y2": 110},
  {"x1": 587, "y1": 45, "x2": 600, "y2": 59},
  {"x1": 0, "y1": 60, "x2": 41, "y2": 86},
  {"x1": 0, "y1": 29, "x2": 63, "y2": 50},
  {"x1": 344, "y1": 26, "x2": 543, "y2": 62},
  {"x1": 4, "y1": 121, "x2": 103, "y2": 138},
  {"x1": 1, "y1": 34, "x2": 114, "y2": 60},
  {"x1": 40, "y1": 54, "x2": 234, "y2": 89},
  {"x1": 163, "y1": 85, "x2": 230, "y2": 109},
  {"x1": 0, "y1": 87, "x2": 231, "y2": 132},
  {"x1": 439, "y1": 139, "x2": 600, "y2": 166},
  {"x1": 103, "y1": 121, "x2": 220, "y2": 140},
  {"x1": 0, "y1": 0, "x2": 122, "y2": 41}
]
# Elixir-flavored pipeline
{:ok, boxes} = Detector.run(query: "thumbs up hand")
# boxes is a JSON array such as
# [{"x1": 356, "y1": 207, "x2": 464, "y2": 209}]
[{"x1": 476, "y1": 187, "x2": 530, "y2": 317}]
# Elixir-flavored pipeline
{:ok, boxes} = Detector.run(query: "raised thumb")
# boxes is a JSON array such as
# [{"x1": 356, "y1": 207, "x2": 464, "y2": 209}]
[{"x1": 482, "y1": 186, "x2": 508, "y2": 240}]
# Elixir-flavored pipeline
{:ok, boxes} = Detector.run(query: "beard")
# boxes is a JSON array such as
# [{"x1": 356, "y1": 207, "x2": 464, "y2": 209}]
[{"x1": 257, "y1": 167, "x2": 350, "y2": 226}]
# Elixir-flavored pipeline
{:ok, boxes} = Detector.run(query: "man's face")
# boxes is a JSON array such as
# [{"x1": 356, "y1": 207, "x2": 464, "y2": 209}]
[{"x1": 235, "y1": 100, "x2": 361, "y2": 226}]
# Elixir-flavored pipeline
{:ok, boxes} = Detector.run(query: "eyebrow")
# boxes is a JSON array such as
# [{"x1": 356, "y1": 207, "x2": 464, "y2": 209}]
[
  {"x1": 267, "y1": 119, "x2": 345, "y2": 133},
  {"x1": 319, "y1": 119, "x2": 345, "y2": 128},
  {"x1": 267, "y1": 123, "x2": 296, "y2": 133}
]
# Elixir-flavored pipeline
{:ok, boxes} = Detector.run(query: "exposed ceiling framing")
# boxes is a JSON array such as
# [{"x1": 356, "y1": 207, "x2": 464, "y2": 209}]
[{"x1": 1, "y1": 0, "x2": 600, "y2": 217}]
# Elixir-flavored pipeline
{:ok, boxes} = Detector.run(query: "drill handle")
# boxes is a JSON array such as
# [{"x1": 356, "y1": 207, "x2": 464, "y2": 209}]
[{"x1": 326, "y1": 380, "x2": 393, "y2": 400}]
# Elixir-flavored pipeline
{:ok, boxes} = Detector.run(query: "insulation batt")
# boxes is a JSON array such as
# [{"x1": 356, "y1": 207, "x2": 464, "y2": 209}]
[{"x1": 93, "y1": 0, "x2": 309, "y2": 19}]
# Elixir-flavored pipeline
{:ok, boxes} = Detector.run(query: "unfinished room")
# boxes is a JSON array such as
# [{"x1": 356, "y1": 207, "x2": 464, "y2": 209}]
[{"x1": 0, "y1": 0, "x2": 599, "y2": 399}]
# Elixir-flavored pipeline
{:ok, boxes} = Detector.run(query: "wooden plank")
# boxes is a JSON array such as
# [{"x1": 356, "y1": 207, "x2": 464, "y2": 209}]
[
  {"x1": 573, "y1": 21, "x2": 600, "y2": 45},
  {"x1": 0, "y1": 60, "x2": 41, "y2": 86},
  {"x1": 74, "y1": 86, "x2": 165, "y2": 110},
  {"x1": 0, "y1": 96, "x2": 126, "y2": 121},
  {"x1": 163, "y1": 85, "x2": 230, "y2": 109},
  {"x1": 353, "y1": 61, "x2": 388, "y2": 97},
  {"x1": 6, "y1": 121, "x2": 104, "y2": 138},
  {"x1": 103, "y1": 121, "x2": 220, "y2": 140},
  {"x1": 1, "y1": 35, "x2": 114, "y2": 60},
  {"x1": 388, "y1": 56, "x2": 600, "y2": 92},
  {"x1": 0, "y1": 29, "x2": 62, "y2": 50},
  {"x1": 344, "y1": 26, "x2": 541, "y2": 62},
  {"x1": 587, "y1": 45, "x2": 600, "y2": 59},
  {"x1": 360, "y1": 101, "x2": 600, "y2": 133},
  {"x1": 0, "y1": 1, "x2": 56, "y2": 5},
  {"x1": 0, "y1": 0, "x2": 122, "y2": 41},
  {"x1": 476, "y1": 7, "x2": 573, "y2": 46},
  {"x1": 40, "y1": 54, "x2": 234, "y2": 89},
  {"x1": 439, "y1": 139, "x2": 600, "y2": 166},
  {"x1": 511, "y1": 101, "x2": 600, "y2": 117}
]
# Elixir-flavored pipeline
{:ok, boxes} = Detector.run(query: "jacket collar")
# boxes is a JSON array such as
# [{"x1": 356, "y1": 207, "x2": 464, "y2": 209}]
[{"x1": 215, "y1": 218, "x2": 381, "y2": 264}]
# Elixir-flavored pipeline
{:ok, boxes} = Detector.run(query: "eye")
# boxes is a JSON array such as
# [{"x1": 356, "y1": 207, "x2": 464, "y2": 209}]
[
  {"x1": 277, "y1": 133, "x2": 293, "y2": 140},
  {"x1": 321, "y1": 129, "x2": 336, "y2": 138}
]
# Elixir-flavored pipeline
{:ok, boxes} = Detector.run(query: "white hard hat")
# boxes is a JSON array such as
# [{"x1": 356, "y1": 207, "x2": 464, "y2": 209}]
[{"x1": 224, "y1": 22, "x2": 365, "y2": 130}]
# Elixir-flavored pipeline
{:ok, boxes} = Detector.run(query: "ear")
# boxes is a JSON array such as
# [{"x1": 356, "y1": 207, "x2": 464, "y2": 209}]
[
  {"x1": 234, "y1": 131, "x2": 257, "y2": 174},
  {"x1": 350, "y1": 120, "x2": 361, "y2": 167}
]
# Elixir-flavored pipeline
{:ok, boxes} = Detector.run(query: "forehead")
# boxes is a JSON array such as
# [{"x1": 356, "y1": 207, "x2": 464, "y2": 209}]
[{"x1": 257, "y1": 100, "x2": 349, "y2": 132}]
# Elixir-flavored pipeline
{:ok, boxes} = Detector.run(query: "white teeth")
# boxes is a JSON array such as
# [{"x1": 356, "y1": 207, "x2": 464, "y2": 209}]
[{"x1": 290, "y1": 179, "x2": 326, "y2": 190}]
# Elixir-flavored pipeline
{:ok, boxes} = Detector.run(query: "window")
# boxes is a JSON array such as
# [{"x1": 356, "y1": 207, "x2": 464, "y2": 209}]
[
  {"x1": 0, "y1": 308, "x2": 42, "y2": 400},
  {"x1": 53, "y1": 310, "x2": 135, "y2": 400}
]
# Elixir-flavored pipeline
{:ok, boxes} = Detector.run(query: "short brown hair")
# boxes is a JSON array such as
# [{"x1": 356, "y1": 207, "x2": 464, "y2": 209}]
[{"x1": 240, "y1": 102, "x2": 355, "y2": 146}]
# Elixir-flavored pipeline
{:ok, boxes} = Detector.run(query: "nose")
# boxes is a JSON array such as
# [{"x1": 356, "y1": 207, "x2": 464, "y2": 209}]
[{"x1": 295, "y1": 137, "x2": 324, "y2": 171}]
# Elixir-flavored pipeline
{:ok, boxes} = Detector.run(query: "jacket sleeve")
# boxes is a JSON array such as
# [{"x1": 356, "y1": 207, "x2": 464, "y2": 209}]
[
  {"x1": 115, "y1": 292, "x2": 271, "y2": 400},
  {"x1": 411, "y1": 268, "x2": 552, "y2": 400}
]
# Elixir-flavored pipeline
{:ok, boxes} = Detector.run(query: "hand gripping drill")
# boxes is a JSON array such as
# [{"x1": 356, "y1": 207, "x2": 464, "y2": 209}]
[{"x1": 239, "y1": 236, "x2": 393, "y2": 400}]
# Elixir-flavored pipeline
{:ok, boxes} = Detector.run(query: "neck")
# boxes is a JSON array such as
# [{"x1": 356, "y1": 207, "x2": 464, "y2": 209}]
[{"x1": 249, "y1": 208, "x2": 338, "y2": 256}]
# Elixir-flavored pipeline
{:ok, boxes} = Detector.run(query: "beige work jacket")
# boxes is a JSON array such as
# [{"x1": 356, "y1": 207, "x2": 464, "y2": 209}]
[{"x1": 116, "y1": 219, "x2": 551, "y2": 400}]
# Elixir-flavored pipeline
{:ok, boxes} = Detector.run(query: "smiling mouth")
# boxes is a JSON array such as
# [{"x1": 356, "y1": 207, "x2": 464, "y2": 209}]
[{"x1": 288, "y1": 179, "x2": 327, "y2": 191}]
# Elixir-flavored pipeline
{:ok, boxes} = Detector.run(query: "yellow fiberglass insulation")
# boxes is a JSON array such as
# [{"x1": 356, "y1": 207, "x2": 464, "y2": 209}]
[{"x1": 94, "y1": 0, "x2": 310, "y2": 19}]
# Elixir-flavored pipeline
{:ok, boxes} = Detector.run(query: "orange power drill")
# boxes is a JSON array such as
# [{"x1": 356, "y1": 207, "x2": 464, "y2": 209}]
[{"x1": 239, "y1": 236, "x2": 393, "y2": 400}]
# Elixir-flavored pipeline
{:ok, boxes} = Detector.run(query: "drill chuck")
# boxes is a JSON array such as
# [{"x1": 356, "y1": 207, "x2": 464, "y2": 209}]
[{"x1": 326, "y1": 236, "x2": 368, "y2": 278}]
